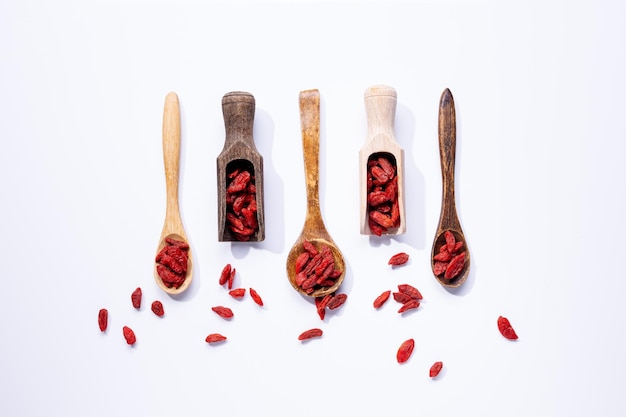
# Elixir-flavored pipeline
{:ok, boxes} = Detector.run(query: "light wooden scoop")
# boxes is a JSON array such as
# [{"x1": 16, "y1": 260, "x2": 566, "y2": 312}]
[
  {"x1": 431, "y1": 88, "x2": 470, "y2": 288},
  {"x1": 359, "y1": 85, "x2": 406, "y2": 235},
  {"x1": 285, "y1": 89, "x2": 345, "y2": 297},
  {"x1": 216, "y1": 91, "x2": 265, "y2": 242},
  {"x1": 154, "y1": 92, "x2": 193, "y2": 295}
]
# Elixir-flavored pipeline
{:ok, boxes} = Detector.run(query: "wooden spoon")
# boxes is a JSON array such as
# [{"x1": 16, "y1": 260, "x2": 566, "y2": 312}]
[
  {"x1": 154, "y1": 92, "x2": 193, "y2": 295},
  {"x1": 431, "y1": 88, "x2": 470, "y2": 288},
  {"x1": 216, "y1": 91, "x2": 265, "y2": 242},
  {"x1": 285, "y1": 89, "x2": 345, "y2": 297},
  {"x1": 359, "y1": 85, "x2": 406, "y2": 235}
]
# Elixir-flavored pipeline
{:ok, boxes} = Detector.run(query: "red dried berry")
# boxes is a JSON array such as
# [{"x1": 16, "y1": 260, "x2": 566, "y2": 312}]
[
  {"x1": 123, "y1": 326, "x2": 136, "y2": 345},
  {"x1": 444, "y1": 252, "x2": 466, "y2": 279},
  {"x1": 205, "y1": 333, "x2": 227, "y2": 344},
  {"x1": 98, "y1": 308, "x2": 108, "y2": 332},
  {"x1": 398, "y1": 299, "x2": 420, "y2": 313},
  {"x1": 212, "y1": 306, "x2": 234, "y2": 319},
  {"x1": 393, "y1": 291, "x2": 413, "y2": 304},
  {"x1": 373, "y1": 290, "x2": 391, "y2": 309},
  {"x1": 249, "y1": 288, "x2": 264, "y2": 307},
  {"x1": 298, "y1": 328, "x2": 323, "y2": 341},
  {"x1": 327, "y1": 293, "x2": 347, "y2": 310},
  {"x1": 430, "y1": 361, "x2": 443, "y2": 378},
  {"x1": 228, "y1": 288, "x2": 246, "y2": 299},
  {"x1": 315, "y1": 294, "x2": 332, "y2": 320},
  {"x1": 397, "y1": 284, "x2": 423, "y2": 300},
  {"x1": 444, "y1": 230, "x2": 456, "y2": 253},
  {"x1": 151, "y1": 300, "x2": 164, "y2": 317},
  {"x1": 228, "y1": 267, "x2": 236, "y2": 290},
  {"x1": 219, "y1": 264, "x2": 231, "y2": 286},
  {"x1": 396, "y1": 338, "x2": 414, "y2": 363},
  {"x1": 388, "y1": 252, "x2": 409, "y2": 266},
  {"x1": 131, "y1": 287, "x2": 142, "y2": 309},
  {"x1": 497, "y1": 316, "x2": 519, "y2": 340}
]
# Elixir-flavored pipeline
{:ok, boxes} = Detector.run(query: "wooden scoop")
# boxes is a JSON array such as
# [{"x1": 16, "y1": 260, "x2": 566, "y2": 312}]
[
  {"x1": 285, "y1": 89, "x2": 345, "y2": 297},
  {"x1": 216, "y1": 91, "x2": 265, "y2": 242},
  {"x1": 430, "y1": 88, "x2": 470, "y2": 288},
  {"x1": 154, "y1": 92, "x2": 193, "y2": 295},
  {"x1": 359, "y1": 85, "x2": 406, "y2": 236}
]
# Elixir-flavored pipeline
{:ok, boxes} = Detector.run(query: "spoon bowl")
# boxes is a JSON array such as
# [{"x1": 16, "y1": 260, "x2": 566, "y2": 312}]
[
  {"x1": 431, "y1": 88, "x2": 470, "y2": 288},
  {"x1": 154, "y1": 92, "x2": 193, "y2": 295},
  {"x1": 285, "y1": 89, "x2": 345, "y2": 298}
]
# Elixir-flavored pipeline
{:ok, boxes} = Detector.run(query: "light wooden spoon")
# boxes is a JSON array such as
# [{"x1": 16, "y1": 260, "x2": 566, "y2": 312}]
[
  {"x1": 216, "y1": 91, "x2": 265, "y2": 242},
  {"x1": 359, "y1": 85, "x2": 406, "y2": 235},
  {"x1": 286, "y1": 89, "x2": 345, "y2": 298},
  {"x1": 154, "y1": 92, "x2": 193, "y2": 295},
  {"x1": 431, "y1": 88, "x2": 470, "y2": 288}
]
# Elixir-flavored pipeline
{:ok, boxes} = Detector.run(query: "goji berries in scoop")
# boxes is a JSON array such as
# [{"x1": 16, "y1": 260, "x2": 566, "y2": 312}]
[
  {"x1": 224, "y1": 166, "x2": 260, "y2": 242},
  {"x1": 293, "y1": 240, "x2": 343, "y2": 295},
  {"x1": 433, "y1": 230, "x2": 467, "y2": 280},
  {"x1": 366, "y1": 153, "x2": 401, "y2": 236},
  {"x1": 155, "y1": 238, "x2": 189, "y2": 289}
]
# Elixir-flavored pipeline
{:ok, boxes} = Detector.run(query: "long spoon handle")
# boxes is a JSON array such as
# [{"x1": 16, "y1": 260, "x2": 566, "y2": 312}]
[
  {"x1": 438, "y1": 88, "x2": 460, "y2": 230},
  {"x1": 162, "y1": 92, "x2": 182, "y2": 224},
  {"x1": 299, "y1": 89, "x2": 323, "y2": 226}
]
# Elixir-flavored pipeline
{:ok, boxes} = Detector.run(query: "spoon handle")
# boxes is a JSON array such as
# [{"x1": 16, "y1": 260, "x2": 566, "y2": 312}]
[
  {"x1": 299, "y1": 89, "x2": 323, "y2": 226},
  {"x1": 162, "y1": 91, "x2": 182, "y2": 223},
  {"x1": 438, "y1": 88, "x2": 460, "y2": 229},
  {"x1": 364, "y1": 85, "x2": 397, "y2": 143}
]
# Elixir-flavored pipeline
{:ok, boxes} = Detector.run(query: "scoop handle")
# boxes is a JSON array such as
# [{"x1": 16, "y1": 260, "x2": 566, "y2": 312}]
[
  {"x1": 222, "y1": 91, "x2": 256, "y2": 149},
  {"x1": 364, "y1": 85, "x2": 397, "y2": 143}
]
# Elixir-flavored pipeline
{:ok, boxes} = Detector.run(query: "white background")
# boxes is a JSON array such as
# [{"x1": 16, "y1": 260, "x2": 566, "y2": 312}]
[{"x1": 1, "y1": 0, "x2": 625, "y2": 416}]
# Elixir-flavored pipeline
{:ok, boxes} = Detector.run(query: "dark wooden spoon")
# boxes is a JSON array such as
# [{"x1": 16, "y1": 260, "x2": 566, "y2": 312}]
[
  {"x1": 216, "y1": 91, "x2": 265, "y2": 242},
  {"x1": 431, "y1": 88, "x2": 470, "y2": 288}
]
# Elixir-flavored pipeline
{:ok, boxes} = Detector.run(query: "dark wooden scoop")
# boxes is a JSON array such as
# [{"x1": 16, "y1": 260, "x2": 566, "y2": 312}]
[
  {"x1": 216, "y1": 91, "x2": 265, "y2": 242},
  {"x1": 431, "y1": 88, "x2": 470, "y2": 288}
]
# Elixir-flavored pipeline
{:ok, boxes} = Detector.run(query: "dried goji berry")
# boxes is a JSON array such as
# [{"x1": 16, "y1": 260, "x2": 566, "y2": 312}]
[
  {"x1": 444, "y1": 230, "x2": 456, "y2": 253},
  {"x1": 298, "y1": 328, "x2": 323, "y2": 341},
  {"x1": 131, "y1": 287, "x2": 142, "y2": 309},
  {"x1": 398, "y1": 299, "x2": 420, "y2": 313},
  {"x1": 497, "y1": 316, "x2": 518, "y2": 340},
  {"x1": 429, "y1": 361, "x2": 443, "y2": 378},
  {"x1": 315, "y1": 294, "x2": 332, "y2": 320},
  {"x1": 433, "y1": 261, "x2": 447, "y2": 276},
  {"x1": 444, "y1": 252, "x2": 466, "y2": 279},
  {"x1": 396, "y1": 338, "x2": 414, "y2": 363},
  {"x1": 212, "y1": 306, "x2": 234, "y2": 319},
  {"x1": 228, "y1": 288, "x2": 246, "y2": 298},
  {"x1": 373, "y1": 290, "x2": 391, "y2": 309},
  {"x1": 123, "y1": 326, "x2": 136, "y2": 345},
  {"x1": 327, "y1": 293, "x2": 347, "y2": 310},
  {"x1": 228, "y1": 267, "x2": 236, "y2": 290},
  {"x1": 219, "y1": 264, "x2": 231, "y2": 286},
  {"x1": 98, "y1": 308, "x2": 108, "y2": 332},
  {"x1": 151, "y1": 300, "x2": 164, "y2": 317},
  {"x1": 392, "y1": 291, "x2": 412, "y2": 304},
  {"x1": 249, "y1": 288, "x2": 264, "y2": 306},
  {"x1": 295, "y1": 252, "x2": 310, "y2": 274},
  {"x1": 166, "y1": 236, "x2": 189, "y2": 249},
  {"x1": 388, "y1": 252, "x2": 409, "y2": 266},
  {"x1": 397, "y1": 284, "x2": 423, "y2": 300},
  {"x1": 206, "y1": 333, "x2": 227, "y2": 344}
]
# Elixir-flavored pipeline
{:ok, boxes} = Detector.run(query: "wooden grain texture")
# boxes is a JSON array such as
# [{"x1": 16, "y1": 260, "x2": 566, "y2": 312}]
[
  {"x1": 431, "y1": 88, "x2": 470, "y2": 288},
  {"x1": 216, "y1": 91, "x2": 265, "y2": 242},
  {"x1": 154, "y1": 91, "x2": 193, "y2": 295},
  {"x1": 359, "y1": 85, "x2": 406, "y2": 235},
  {"x1": 285, "y1": 89, "x2": 345, "y2": 297}
]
